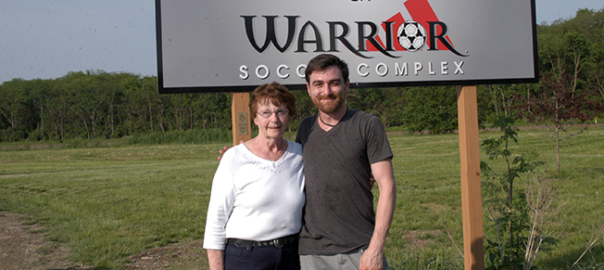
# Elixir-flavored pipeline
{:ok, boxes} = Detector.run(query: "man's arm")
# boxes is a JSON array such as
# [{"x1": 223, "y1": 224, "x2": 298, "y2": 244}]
[
  {"x1": 207, "y1": 249, "x2": 225, "y2": 270},
  {"x1": 360, "y1": 158, "x2": 396, "y2": 270},
  {"x1": 217, "y1": 141, "x2": 244, "y2": 160}
]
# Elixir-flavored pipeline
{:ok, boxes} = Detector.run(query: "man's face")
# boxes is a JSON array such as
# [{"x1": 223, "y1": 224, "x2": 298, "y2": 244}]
[{"x1": 306, "y1": 65, "x2": 349, "y2": 114}]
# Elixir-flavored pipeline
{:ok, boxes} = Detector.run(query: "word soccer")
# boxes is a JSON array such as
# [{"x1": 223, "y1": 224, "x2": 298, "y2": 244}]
[{"x1": 238, "y1": 61, "x2": 464, "y2": 80}]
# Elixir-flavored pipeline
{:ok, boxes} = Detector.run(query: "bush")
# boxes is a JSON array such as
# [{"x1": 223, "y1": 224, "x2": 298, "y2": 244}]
[{"x1": 402, "y1": 86, "x2": 458, "y2": 134}]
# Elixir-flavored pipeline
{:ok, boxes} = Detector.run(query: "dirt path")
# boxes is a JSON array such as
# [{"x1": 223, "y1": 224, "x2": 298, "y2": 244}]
[
  {"x1": 0, "y1": 212, "x2": 207, "y2": 270},
  {"x1": 0, "y1": 212, "x2": 90, "y2": 270}
]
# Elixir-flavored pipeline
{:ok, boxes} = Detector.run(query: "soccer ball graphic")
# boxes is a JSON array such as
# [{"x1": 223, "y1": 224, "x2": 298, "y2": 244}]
[{"x1": 397, "y1": 21, "x2": 426, "y2": 52}]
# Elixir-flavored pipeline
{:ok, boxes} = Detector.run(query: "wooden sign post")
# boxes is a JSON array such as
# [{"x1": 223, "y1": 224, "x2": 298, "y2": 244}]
[
  {"x1": 457, "y1": 85, "x2": 485, "y2": 270},
  {"x1": 231, "y1": 93, "x2": 252, "y2": 145}
]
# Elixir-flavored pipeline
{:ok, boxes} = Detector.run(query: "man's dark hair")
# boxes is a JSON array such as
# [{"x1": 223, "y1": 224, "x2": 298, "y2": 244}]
[{"x1": 305, "y1": 54, "x2": 349, "y2": 83}]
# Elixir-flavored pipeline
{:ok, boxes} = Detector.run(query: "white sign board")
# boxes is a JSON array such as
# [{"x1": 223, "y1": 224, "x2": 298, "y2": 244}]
[{"x1": 156, "y1": 0, "x2": 538, "y2": 93}]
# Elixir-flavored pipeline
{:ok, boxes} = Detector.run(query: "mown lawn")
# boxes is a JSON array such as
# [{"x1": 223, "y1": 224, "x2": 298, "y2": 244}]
[{"x1": 1, "y1": 126, "x2": 603, "y2": 269}]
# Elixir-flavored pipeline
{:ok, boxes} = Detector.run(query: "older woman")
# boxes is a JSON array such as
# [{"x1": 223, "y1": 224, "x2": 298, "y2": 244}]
[{"x1": 203, "y1": 82, "x2": 304, "y2": 270}]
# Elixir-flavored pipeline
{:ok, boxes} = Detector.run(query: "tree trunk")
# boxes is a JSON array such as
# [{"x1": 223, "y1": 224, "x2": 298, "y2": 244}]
[
  {"x1": 60, "y1": 110, "x2": 65, "y2": 141},
  {"x1": 556, "y1": 128, "x2": 561, "y2": 174},
  {"x1": 148, "y1": 97, "x2": 154, "y2": 132},
  {"x1": 83, "y1": 118, "x2": 90, "y2": 139},
  {"x1": 159, "y1": 106, "x2": 166, "y2": 134},
  {"x1": 189, "y1": 106, "x2": 193, "y2": 130},
  {"x1": 488, "y1": 86, "x2": 500, "y2": 115},
  {"x1": 110, "y1": 90, "x2": 115, "y2": 138},
  {"x1": 499, "y1": 87, "x2": 508, "y2": 117},
  {"x1": 38, "y1": 104, "x2": 45, "y2": 140}
]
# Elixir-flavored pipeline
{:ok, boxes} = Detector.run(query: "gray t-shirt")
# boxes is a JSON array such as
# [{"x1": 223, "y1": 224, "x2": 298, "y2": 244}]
[{"x1": 295, "y1": 108, "x2": 393, "y2": 255}]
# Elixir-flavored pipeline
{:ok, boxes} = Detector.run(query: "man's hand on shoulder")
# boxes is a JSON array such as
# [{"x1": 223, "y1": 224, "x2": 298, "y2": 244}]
[
  {"x1": 217, "y1": 140, "x2": 244, "y2": 160},
  {"x1": 217, "y1": 146, "x2": 230, "y2": 160}
]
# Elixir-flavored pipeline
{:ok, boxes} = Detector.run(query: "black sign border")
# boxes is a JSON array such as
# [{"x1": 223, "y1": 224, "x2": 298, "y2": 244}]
[{"x1": 155, "y1": 0, "x2": 539, "y2": 94}]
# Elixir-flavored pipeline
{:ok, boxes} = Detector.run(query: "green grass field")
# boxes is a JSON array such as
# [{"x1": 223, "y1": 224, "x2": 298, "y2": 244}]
[{"x1": 1, "y1": 126, "x2": 603, "y2": 269}]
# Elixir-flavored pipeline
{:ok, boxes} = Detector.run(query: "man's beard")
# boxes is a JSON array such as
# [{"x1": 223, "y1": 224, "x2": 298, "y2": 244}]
[{"x1": 311, "y1": 92, "x2": 346, "y2": 114}]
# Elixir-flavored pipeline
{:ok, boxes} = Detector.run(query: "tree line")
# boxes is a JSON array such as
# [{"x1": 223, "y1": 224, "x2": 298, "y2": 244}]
[{"x1": 1, "y1": 8, "x2": 603, "y2": 143}]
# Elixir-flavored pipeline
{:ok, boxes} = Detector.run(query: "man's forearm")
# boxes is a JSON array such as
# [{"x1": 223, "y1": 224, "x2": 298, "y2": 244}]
[
  {"x1": 361, "y1": 159, "x2": 397, "y2": 270},
  {"x1": 368, "y1": 177, "x2": 396, "y2": 252}
]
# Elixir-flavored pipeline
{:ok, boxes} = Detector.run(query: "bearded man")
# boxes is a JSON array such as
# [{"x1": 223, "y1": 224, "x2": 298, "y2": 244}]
[{"x1": 296, "y1": 54, "x2": 397, "y2": 270}]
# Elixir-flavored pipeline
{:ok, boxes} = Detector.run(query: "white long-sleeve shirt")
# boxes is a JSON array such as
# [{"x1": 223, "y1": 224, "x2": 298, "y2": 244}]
[{"x1": 203, "y1": 140, "x2": 305, "y2": 250}]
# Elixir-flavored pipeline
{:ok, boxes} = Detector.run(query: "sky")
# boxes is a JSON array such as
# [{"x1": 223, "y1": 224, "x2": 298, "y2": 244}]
[{"x1": 1, "y1": 0, "x2": 603, "y2": 83}]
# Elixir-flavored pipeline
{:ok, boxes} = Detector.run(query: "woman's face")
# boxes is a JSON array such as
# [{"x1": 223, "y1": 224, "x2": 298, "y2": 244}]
[{"x1": 253, "y1": 101, "x2": 290, "y2": 140}]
